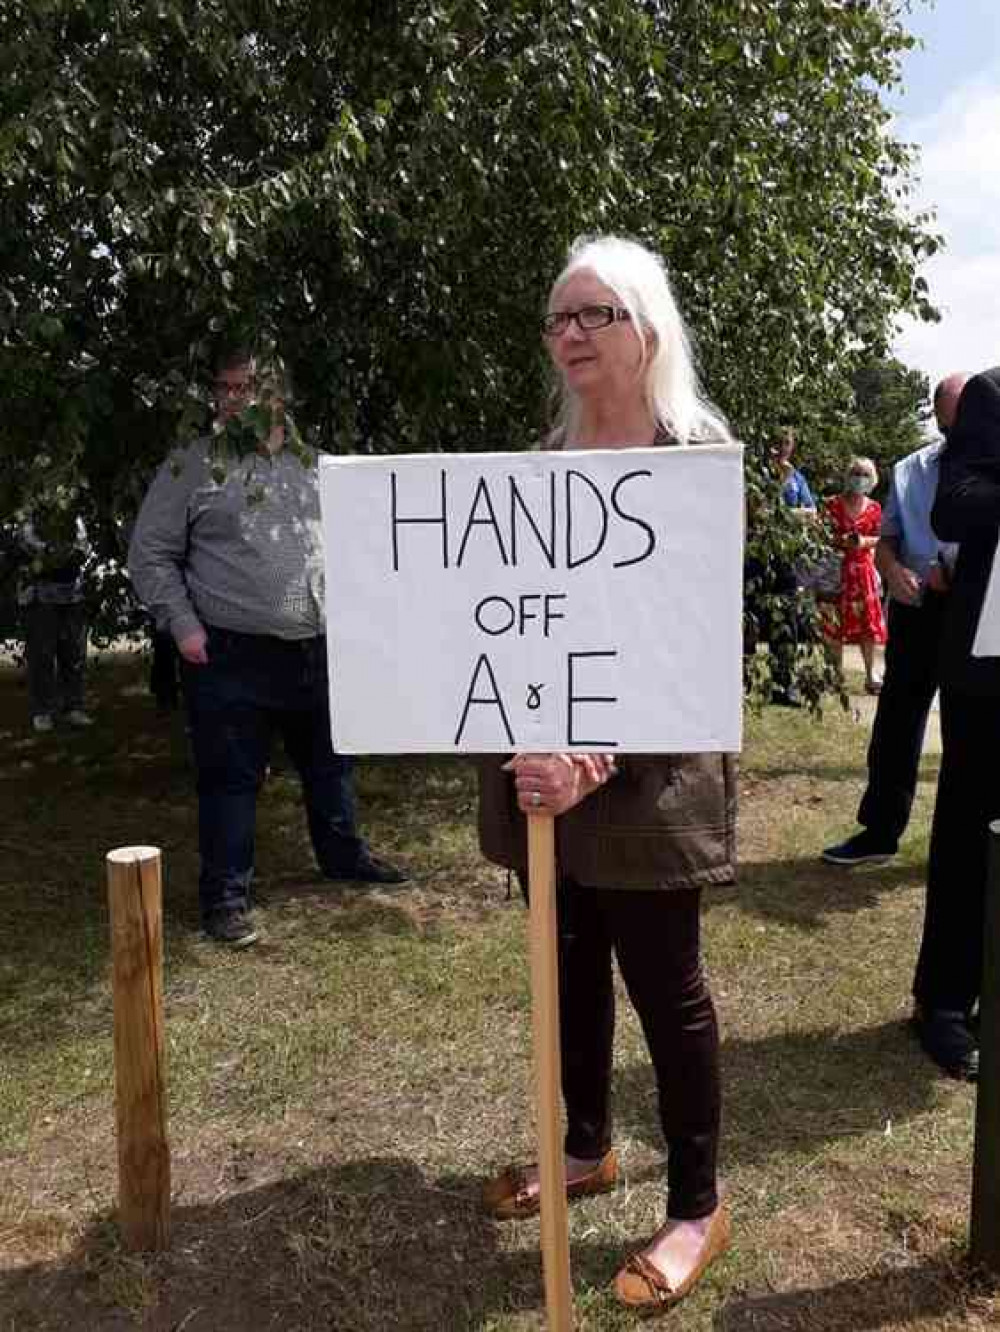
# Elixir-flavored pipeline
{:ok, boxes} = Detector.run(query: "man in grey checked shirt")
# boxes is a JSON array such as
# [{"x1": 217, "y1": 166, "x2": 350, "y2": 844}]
[{"x1": 129, "y1": 349, "x2": 406, "y2": 948}]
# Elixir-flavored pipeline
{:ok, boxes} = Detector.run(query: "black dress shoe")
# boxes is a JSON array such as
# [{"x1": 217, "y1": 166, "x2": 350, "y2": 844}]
[
  {"x1": 821, "y1": 830, "x2": 897, "y2": 865},
  {"x1": 912, "y1": 1008, "x2": 979, "y2": 1081},
  {"x1": 323, "y1": 853, "x2": 409, "y2": 885}
]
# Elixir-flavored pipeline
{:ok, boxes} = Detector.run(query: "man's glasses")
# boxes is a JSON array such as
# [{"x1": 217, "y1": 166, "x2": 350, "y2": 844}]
[{"x1": 542, "y1": 305, "x2": 632, "y2": 337}]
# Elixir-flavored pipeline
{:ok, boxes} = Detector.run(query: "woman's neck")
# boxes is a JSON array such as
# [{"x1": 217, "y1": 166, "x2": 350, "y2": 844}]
[
  {"x1": 843, "y1": 492, "x2": 867, "y2": 514},
  {"x1": 572, "y1": 398, "x2": 657, "y2": 449}
]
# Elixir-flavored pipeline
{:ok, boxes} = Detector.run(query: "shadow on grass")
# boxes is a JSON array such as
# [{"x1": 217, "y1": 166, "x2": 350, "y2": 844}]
[
  {"x1": 0, "y1": 653, "x2": 491, "y2": 1028},
  {"x1": 0, "y1": 1156, "x2": 622, "y2": 1332},
  {"x1": 617, "y1": 1020, "x2": 945, "y2": 1170},
  {"x1": 714, "y1": 1256, "x2": 969, "y2": 1330},
  {"x1": 747, "y1": 758, "x2": 941, "y2": 786},
  {"x1": 725, "y1": 854, "x2": 922, "y2": 929}
]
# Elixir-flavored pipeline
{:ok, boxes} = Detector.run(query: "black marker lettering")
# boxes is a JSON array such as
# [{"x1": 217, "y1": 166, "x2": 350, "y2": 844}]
[
  {"x1": 474, "y1": 595, "x2": 516, "y2": 636},
  {"x1": 566, "y1": 651, "x2": 619, "y2": 747},
  {"x1": 611, "y1": 470, "x2": 657, "y2": 568},
  {"x1": 518, "y1": 594, "x2": 541, "y2": 635},
  {"x1": 542, "y1": 594, "x2": 567, "y2": 637},
  {"x1": 390, "y1": 469, "x2": 449, "y2": 572},
  {"x1": 509, "y1": 473, "x2": 557, "y2": 568},
  {"x1": 454, "y1": 654, "x2": 515, "y2": 746},
  {"x1": 565, "y1": 470, "x2": 609, "y2": 569},
  {"x1": 456, "y1": 477, "x2": 510, "y2": 568}
]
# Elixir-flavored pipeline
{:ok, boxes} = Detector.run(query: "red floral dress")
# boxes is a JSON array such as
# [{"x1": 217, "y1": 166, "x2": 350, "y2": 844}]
[{"x1": 823, "y1": 495, "x2": 887, "y2": 645}]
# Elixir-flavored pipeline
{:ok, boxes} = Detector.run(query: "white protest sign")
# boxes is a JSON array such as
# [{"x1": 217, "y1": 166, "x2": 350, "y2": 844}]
[
  {"x1": 319, "y1": 446, "x2": 744, "y2": 753},
  {"x1": 973, "y1": 549, "x2": 1000, "y2": 657}
]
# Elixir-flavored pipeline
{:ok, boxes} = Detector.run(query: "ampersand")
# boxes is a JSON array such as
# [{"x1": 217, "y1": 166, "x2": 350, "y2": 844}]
[{"x1": 526, "y1": 683, "x2": 544, "y2": 710}]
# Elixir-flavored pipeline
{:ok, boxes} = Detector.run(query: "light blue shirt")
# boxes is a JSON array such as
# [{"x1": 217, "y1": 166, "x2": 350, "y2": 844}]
[
  {"x1": 781, "y1": 467, "x2": 816, "y2": 510},
  {"x1": 881, "y1": 441, "x2": 959, "y2": 592}
]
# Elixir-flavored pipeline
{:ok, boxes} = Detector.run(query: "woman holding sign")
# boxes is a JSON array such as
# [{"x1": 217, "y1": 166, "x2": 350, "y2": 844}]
[{"x1": 479, "y1": 235, "x2": 736, "y2": 1313}]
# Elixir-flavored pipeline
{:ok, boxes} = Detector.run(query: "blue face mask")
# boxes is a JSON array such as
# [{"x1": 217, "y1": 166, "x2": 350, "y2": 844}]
[{"x1": 846, "y1": 474, "x2": 874, "y2": 496}]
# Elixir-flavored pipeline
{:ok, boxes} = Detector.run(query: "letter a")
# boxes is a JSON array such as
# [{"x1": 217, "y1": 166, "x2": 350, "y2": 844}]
[{"x1": 454, "y1": 654, "x2": 515, "y2": 746}]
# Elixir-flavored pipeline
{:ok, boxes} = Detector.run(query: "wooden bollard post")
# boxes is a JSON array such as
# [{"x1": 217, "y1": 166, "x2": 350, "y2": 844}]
[
  {"x1": 527, "y1": 814, "x2": 574, "y2": 1330},
  {"x1": 106, "y1": 846, "x2": 170, "y2": 1252},
  {"x1": 971, "y1": 820, "x2": 1000, "y2": 1271}
]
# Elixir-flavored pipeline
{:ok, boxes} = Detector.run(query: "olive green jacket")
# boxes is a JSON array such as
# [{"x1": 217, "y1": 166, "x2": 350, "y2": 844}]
[{"x1": 477, "y1": 753, "x2": 737, "y2": 890}]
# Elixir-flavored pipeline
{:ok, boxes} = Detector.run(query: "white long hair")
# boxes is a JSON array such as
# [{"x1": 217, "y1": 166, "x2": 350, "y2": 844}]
[{"x1": 548, "y1": 235, "x2": 733, "y2": 446}]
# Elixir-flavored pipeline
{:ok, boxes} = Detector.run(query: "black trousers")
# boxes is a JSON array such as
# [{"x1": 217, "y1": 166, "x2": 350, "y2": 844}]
[
  {"x1": 23, "y1": 601, "x2": 87, "y2": 717},
  {"x1": 913, "y1": 686, "x2": 1000, "y2": 1013},
  {"x1": 550, "y1": 878, "x2": 720, "y2": 1220},
  {"x1": 858, "y1": 594, "x2": 946, "y2": 844},
  {"x1": 149, "y1": 625, "x2": 180, "y2": 710}
]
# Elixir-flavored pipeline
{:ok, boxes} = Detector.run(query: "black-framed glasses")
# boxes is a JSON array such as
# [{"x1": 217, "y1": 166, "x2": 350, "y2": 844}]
[{"x1": 541, "y1": 304, "x2": 632, "y2": 337}]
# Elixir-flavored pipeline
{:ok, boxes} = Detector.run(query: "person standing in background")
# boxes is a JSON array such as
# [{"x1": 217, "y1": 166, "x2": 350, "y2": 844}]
[
  {"x1": 775, "y1": 426, "x2": 817, "y2": 513},
  {"x1": 822, "y1": 373, "x2": 968, "y2": 867},
  {"x1": 822, "y1": 456, "x2": 887, "y2": 695},
  {"x1": 910, "y1": 366, "x2": 1000, "y2": 1080},
  {"x1": 129, "y1": 348, "x2": 407, "y2": 949},
  {"x1": 17, "y1": 505, "x2": 93, "y2": 733},
  {"x1": 758, "y1": 426, "x2": 816, "y2": 706}
]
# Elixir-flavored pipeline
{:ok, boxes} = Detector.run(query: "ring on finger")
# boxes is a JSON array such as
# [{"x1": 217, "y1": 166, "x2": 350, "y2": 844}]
[{"x1": 530, "y1": 791, "x2": 542, "y2": 808}]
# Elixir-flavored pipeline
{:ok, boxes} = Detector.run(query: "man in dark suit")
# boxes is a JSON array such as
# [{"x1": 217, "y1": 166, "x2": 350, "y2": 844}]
[
  {"x1": 913, "y1": 366, "x2": 1000, "y2": 1079},
  {"x1": 821, "y1": 374, "x2": 966, "y2": 866}
]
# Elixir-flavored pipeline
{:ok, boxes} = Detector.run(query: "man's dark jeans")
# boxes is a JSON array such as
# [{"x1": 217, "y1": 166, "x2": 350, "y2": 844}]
[
  {"x1": 24, "y1": 601, "x2": 87, "y2": 717},
  {"x1": 858, "y1": 593, "x2": 945, "y2": 844},
  {"x1": 182, "y1": 626, "x2": 365, "y2": 923}
]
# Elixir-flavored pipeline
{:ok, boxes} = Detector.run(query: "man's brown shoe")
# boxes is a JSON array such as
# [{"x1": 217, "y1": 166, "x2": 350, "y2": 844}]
[
  {"x1": 613, "y1": 1203, "x2": 730, "y2": 1313},
  {"x1": 482, "y1": 1149, "x2": 618, "y2": 1220}
]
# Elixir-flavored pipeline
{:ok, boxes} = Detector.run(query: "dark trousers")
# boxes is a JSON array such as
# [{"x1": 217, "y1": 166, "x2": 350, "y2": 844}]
[
  {"x1": 858, "y1": 594, "x2": 945, "y2": 844},
  {"x1": 913, "y1": 686, "x2": 1000, "y2": 1013},
  {"x1": 182, "y1": 626, "x2": 366, "y2": 923},
  {"x1": 553, "y1": 878, "x2": 720, "y2": 1220},
  {"x1": 149, "y1": 625, "x2": 180, "y2": 710},
  {"x1": 744, "y1": 559, "x2": 801, "y2": 698},
  {"x1": 23, "y1": 601, "x2": 87, "y2": 717}
]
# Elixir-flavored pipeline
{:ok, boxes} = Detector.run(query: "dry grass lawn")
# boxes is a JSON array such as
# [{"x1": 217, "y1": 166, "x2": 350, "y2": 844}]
[{"x1": 1, "y1": 651, "x2": 998, "y2": 1330}]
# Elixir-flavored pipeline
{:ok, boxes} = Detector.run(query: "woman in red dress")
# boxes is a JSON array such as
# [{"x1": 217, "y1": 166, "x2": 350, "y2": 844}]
[{"x1": 824, "y1": 456, "x2": 887, "y2": 694}]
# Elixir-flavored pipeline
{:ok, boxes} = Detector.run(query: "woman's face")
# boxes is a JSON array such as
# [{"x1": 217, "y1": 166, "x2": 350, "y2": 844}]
[
  {"x1": 545, "y1": 270, "x2": 646, "y2": 401},
  {"x1": 844, "y1": 464, "x2": 876, "y2": 496},
  {"x1": 774, "y1": 432, "x2": 795, "y2": 466}
]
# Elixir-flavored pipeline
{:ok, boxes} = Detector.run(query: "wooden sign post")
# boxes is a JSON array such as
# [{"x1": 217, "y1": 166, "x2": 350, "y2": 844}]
[
  {"x1": 527, "y1": 813, "x2": 574, "y2": 1330},
  {"x1": 971, "y1": 820, "x2": 1000, "y2": 1271},
  {"x1": 106, "y1": 845, "x2": 171, "y2": 1251}
]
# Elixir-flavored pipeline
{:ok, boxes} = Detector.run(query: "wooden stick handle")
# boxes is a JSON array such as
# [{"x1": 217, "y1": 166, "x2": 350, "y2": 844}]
[
  {"x1": 527, "y1": 813, "x2": 574, "y2": 1330},
  {"x1": 971, "y1": 820, "x2": 1000, "y2": 1270},
  {"x1": 107, "y1": 846, "x2": 170, "y2": 1252}
]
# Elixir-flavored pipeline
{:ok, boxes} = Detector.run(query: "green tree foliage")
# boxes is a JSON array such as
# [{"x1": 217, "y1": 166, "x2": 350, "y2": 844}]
[
  {"x1": 777, "y1": 357, "x2": 930, "y2": 502},
  {"x1": 850, "y1": 356, "x2": 932, "y2": 483},
  {"x1": 1, "y1": 1, "x2": 939, "y2": 677}
]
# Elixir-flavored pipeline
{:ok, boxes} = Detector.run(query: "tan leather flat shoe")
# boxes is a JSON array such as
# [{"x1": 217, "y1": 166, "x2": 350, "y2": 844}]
[
  {"x1": 613, "y1": 1203, "x2": 730, "y2": 1313},
  {"x1": 482, "y1": 1148, "x2": 618, "y2": 1220}
]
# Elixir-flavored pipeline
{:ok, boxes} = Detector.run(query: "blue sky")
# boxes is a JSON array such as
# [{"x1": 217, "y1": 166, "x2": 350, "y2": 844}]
[{"x1": 892, "y1": 0, "x2": 1000, "y2": 388}]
